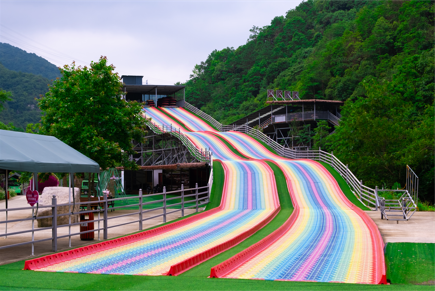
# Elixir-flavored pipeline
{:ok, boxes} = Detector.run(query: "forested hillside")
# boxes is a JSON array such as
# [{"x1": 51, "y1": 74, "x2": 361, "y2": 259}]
[
  {"x1": 183, "y1": 0, "x2": 434, "y2": 202},
  {"x1": 0, "y1": 63, "x2": 49, "y2": 129},
  {"x1": 0, "y1": 43, "x2": 60, "y2": 80}
]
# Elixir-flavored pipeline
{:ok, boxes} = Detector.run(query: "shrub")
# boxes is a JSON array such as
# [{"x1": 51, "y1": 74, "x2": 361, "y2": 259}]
[
  {"x1": 417, "y1": 201, "x2": 435, "y2": 212},
  {"x1": 9, "y1": 189, "x2": 17, "y2": 197}
]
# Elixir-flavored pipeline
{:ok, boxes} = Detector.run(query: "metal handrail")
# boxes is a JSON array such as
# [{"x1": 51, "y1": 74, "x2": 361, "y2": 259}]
[{"x1": 0, "y1": 182, "x2": 211, "y2": 254}]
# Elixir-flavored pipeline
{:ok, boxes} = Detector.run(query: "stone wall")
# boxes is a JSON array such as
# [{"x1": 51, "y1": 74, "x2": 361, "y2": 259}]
[{"x1": 37, "y1": 187, "x2": 80, "y2": 227}]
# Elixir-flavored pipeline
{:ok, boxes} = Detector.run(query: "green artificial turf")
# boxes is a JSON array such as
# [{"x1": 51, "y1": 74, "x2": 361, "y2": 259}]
[
  {"x1": 319, "y1": 161, "x2": 370, "y2": 210},
  {"x1": 1, "y1": 260, "x2": 433, "y2": 290},
  {"x1": 180, "y1": 161, "x2": 294, "y2": 277},
  {"x1": 385, "y1": 243, "x2": 435, "y2": 285},
  {"x1": 205, "y1": 161, "x2": 224, "y2": 211}
]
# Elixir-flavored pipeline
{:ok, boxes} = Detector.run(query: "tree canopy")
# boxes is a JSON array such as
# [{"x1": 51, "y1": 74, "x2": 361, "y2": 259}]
[
  {"x1": 39, "y1": 56, "x2": 147, "y2": 170},
  {"x1": 0, "y1": 42, "x2": 61, "y2": 80},
  {"x1": 0, "y1": 63, "x2": 49, "y2": 129}
]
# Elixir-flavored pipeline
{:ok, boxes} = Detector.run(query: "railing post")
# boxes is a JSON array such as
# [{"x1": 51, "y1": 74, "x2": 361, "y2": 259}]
[
  {"x1": 51, "y1": 195, "x2": 58, "y2": 252},
  {"x1": 139, "y1": 188, "x2": 143, "y2": 230},
  {"x1": 103, "y1": 193, "x2": 108, "y2": 240},
  {"x1": 207, "y1": 182, "x2": 210, "y2": 203},
  {"x1": 319, "y1": 147, "x2": 321, "y2": 161},
  {"x1": 195, "y1": 183, "x2": 199, "y2": 213},
  {"x1": 375, "y1": 186, "x2": 379, "y2": 211},
  {"x1": 360, "y1": 180, "x2": 363, "y2": 201},
  {"x1": 181, "y1": 184, "x2": 185, "y2": 217},
  {"x1": 163, "y1": 186, "x2": 167, "y2": 223}
]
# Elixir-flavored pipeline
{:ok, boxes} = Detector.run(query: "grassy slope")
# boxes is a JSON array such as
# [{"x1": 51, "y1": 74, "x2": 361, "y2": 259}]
[{"x1": 386, "y1": 243, "x2": 435, "y2": 284}]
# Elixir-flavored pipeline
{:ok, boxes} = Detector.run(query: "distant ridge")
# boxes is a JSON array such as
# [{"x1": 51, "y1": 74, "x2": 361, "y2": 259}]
[{"x1": 0, "y1": 42, "x2": 61, "y2": 80}]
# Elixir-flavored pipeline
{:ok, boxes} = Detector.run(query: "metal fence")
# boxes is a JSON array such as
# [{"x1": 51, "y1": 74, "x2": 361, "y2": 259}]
[
  {"x1": 184, "y1": 102, "x2": 223, "y2": 131},
  {"x1": 0, "y1": 183, "x2": 210, "y2": 255},
  {"x1": 143, "y1": 116, "x2": 212, "y2": 165}
]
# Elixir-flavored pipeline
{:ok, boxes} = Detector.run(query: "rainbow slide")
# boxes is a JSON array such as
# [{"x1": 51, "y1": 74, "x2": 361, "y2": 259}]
[
  {"x1": 25, "y1": 106, "x2": 386, "y2": 284},
  {"x1": 145, "y1": 108, "x2": 386, "y2": 284}
]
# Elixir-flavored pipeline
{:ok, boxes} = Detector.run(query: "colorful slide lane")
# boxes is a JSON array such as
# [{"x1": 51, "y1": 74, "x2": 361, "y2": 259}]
[
  {"x1": 139, "y1": 107, "x2": 386, "y2": 284},
  {"x1": 25, "y1": 105, "x2": 386, "y2": 284}
]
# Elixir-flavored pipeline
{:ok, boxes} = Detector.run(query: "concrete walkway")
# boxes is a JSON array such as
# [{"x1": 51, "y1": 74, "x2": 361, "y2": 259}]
[
  {"x1": 365, "y1": 211, "x2": 435, "y2": 243},
  {"x1": 0, "y1": 195, "x2": 200, "y2": 266}
]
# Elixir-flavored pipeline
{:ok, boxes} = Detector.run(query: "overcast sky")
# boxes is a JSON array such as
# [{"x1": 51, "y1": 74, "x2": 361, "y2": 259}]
[{"x1": 0, "y1": 0, "x2": 302, "y2": 84}]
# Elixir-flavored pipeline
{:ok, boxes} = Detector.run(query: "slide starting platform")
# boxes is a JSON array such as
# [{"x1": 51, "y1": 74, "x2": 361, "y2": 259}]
[{"x1": 25, "y1": 106, "x2": 386, "y2": 284}]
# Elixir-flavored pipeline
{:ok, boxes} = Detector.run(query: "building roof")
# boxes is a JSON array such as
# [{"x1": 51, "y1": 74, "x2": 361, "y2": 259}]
[
  {"x1": 124, "y1": 84, "x2": 185, "y2": 95},
  {"x1": 0, "y1": 130, "x2": 100, "y2": 173}
]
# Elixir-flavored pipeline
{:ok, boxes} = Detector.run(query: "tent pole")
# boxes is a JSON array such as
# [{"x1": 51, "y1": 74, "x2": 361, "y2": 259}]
[
  {"x1": 69, "y1": 173, "x2": 72, "y2": 248},
  {"x1": 32, "y1": 172, "x2": 37, "y2": 256},
  {"x1": 5, "y1": 169, "x2": 8, "y2": 239}
]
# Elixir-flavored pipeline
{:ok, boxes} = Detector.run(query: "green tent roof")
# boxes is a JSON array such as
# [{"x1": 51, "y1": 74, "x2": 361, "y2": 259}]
[{"x1": 0, "y1": 129, "x2": 100, "y2": 173}]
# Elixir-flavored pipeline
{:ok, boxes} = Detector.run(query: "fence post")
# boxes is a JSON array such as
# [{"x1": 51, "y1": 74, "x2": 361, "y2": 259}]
[
  {"x1": 360, "y1": 180, "x2": 363, "y2": 201},
  {"x1": 207, "y1": 182, "x2": 210, "y2": 203},
  {"x1": 51, "y1": 195, "x2": 58, "y2": 252},
  {"x1": 195, "y1": 183, "x2": 199, "y2": 213},
  {"x1": 103, "y1": 193, "x2": 108, "y2": 240},
  {"x1": 178, "y1": 184, "x2": 184, "y2": 217},
  {"x1": 331, "y1": 151, "x2": 334, "y2": 169},
  {"x1": 163, "y1": 186, "x2": 167, "y2": 223},
  {"x1": 139, "y1": 189, "x2": 143, "y2": 230}
]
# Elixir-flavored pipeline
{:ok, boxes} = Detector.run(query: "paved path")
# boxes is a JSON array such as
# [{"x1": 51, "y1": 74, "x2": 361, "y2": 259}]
[
  {"x1": 365, "y1": 211, "x2": 435, "y2": 243},
  {"x1": 0, "y1": 195, "x2": 199, "y2": 265}
]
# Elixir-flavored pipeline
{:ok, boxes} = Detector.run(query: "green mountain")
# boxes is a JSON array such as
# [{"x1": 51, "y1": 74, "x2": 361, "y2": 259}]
[
  {"x1": 0, "y1": 43, "x2": 61, "y2": 81},
  {"x1": 184, "y1": 0, "x2": 434, "y2": 203},
  {"x1": 185, "y1": 0, "x2": 433, "y2": 124},
  {"x1": 0, "y1": 63, "x2": 49, "y2": 129}
]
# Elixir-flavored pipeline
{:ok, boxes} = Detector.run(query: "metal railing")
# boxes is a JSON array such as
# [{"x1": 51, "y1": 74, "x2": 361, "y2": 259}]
[
  {"x1": 144, "y1": 118, "x2": 212, "y2": 165},
  {"x1": 181, "y1": 104, "x2": 418, "y2": 215},
  {"x1": 378, "y1": 189, "x2": 417, "y2": 221},
  {"x1": 184, "y1": 102, "x2": 223, "y2": 131},
  {"x1": 0, "y1": 183, "x2": 210, "y2": 255}
]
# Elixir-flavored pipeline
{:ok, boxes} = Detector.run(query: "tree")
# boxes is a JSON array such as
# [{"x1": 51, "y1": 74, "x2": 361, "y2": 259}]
[
  {"x1": 327, "y1": 79, "x2": 434, "y2": 202},
  {"x1": 39, "y1": 56, "x2": 148, "y2": 173},
  {"x1": 0, "y1": 89, "x2": 12, "y2": 111},
  {"x1": 313, "y1": 120, "x2": 331, "y2": 150}
]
